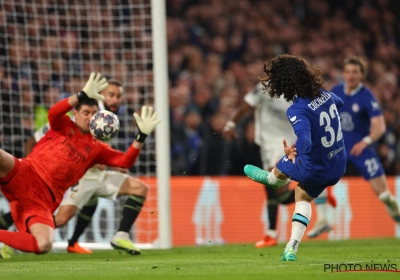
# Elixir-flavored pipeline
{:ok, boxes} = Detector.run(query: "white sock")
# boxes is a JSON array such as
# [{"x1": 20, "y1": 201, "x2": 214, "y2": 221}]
[
  {"x1": 114, "y1": 231, "x2": 130, "y2": 239},
  {"x1": 379, "y1": 190, "x2": 400, "y2": 217},
  {"x1": 314, "y1": 190, "x2": 328, "y2": 223},
  {"x1": 266, "y1": 229, "x2": 278, "y2": 239},
  {"x1": 267, "y1": 168, "x2": 290, "y2": 186},
  {"x1": 285, "y1": 201, "x2": 311, "y2": 253}
]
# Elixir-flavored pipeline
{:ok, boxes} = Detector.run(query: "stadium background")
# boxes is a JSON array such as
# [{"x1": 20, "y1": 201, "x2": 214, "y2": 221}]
[{"x1": 0, "y1": 0, "x2": 400, "y2": 247}]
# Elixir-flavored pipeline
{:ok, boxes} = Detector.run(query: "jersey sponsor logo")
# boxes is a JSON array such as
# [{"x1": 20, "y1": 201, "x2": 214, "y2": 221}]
[
  {"x1": 351, "y1": 103, "x2": 359, "y2": 112},
  {"x1": 339, "y1": 112, "x2": 354, "y2": 132},
  {"x1": 371, "y1": 100, "x2": 379, "y2": 110},
  {"x1": 283, "y1": 156, "x2": 289, "y2": 162},
  {"x1": 289, "y1": 115, "x2": 301, "y2": 125},
  {"x1": 327, "y1": 146, "x2": 344, "y2": 159},
  {"x1": 60, "y1": 138, "x2": 88, "y2": 163}
]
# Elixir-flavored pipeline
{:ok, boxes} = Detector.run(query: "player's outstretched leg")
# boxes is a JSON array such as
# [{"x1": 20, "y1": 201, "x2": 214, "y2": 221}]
[
  {"x1": 66, "y1": 197, "x2": 98, "y2": 254},
  {"x1": 379, "y1": 190, "x2": 400, "y2": 223},
  {"x1": 370, "y1": 176, "x2": 400, "y2": 223},
  {"x1": 244, "y1": 165, "x2": 289, "y2": 189},
  {"x1": 111, "y1": 178, "x2": 147, "y2": 255},
  {"x1": 307, "y1": 189, "x2": 332, "y2": 238},
  {"x1": 282, "y1": 186, "x2": 312, "y2": 261}
]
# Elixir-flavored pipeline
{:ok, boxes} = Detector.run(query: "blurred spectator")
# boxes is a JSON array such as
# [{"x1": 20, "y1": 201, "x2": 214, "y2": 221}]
[
  {"x1": 1, "y1": 0, "x2": 400, "y2": 175},
  {"x1": 203, "y1": 112, "x2": 230, "y2": 175},
  {"x1": 34, "y1": 86, "x2": 60, "y2": 130},
  {"x1": 171, "y1": 106, "x2": 209, "y2": 175}
]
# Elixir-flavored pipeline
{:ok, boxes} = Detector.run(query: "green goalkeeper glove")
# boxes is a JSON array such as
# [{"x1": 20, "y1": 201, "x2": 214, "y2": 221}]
[
  {"x1": 133, "y1": 106, "x2": 161, "y2": 143},
  {"x1": 77, "y1": 72, "x2": 108, "y2": 102}
]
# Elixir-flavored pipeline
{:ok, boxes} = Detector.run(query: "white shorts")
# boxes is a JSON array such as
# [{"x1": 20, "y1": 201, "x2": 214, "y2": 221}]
[
  {"x1": 61, "y1": 170, "x2": 129, "y2": 209},
  {"x1": 260, "y1": 144, "x2": 285, "y2": 170}
]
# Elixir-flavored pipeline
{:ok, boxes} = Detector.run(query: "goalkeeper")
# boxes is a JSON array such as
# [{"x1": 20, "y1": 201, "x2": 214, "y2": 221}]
[
  {"x1": 1, "y1": 78, "x2": 151, "y2": 256},
  {"x1": 0, "y1": 73, "x2": 160, "y2": 256}
]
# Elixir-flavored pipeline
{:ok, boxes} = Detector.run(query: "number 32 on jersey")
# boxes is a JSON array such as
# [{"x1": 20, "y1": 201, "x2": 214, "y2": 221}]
[{"x1": 320, "y1": 104, "x2": 343, "y2": 148}]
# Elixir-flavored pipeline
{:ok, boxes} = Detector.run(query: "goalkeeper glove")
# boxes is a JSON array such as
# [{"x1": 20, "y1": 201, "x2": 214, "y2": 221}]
[
  {"x1": 77, "y1": 72, "x2": 108, "y2": 102},
  {"x1": 133, "y1": 105, "x2": 161, "y2": 143}
]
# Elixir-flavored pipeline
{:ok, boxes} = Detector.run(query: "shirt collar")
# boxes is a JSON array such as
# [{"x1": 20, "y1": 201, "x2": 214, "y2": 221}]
[{"x1": 344, "y1": 82, "x2": 363, "y2": 96}]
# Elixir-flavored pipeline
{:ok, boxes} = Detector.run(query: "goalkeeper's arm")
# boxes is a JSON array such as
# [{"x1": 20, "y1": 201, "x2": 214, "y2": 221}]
[
  {"x1": 68, "y1": 72, "x2": 108, "y2": 107},
  {"x1": 95, "y1": 105, "x2": 161, "y2": 168}
]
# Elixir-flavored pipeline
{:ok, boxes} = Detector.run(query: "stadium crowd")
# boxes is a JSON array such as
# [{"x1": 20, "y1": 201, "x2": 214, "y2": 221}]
[{"x1": 0, "y1": 0, "x2": 399, "y2": 176}]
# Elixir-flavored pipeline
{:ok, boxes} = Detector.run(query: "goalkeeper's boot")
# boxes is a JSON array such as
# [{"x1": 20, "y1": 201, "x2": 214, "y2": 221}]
[
  {"x1": 1, "y1": 244, "x2": 13, "y2": 259},
  {"x1": 281, "y1": 247, "x2": 297, "y2": 261},
  {"x1": 67, "y1": 242, "x2": 93, "y2": 254},
  {"x1": 243, "y1": 165, "x2": 279, "y2": 189},
  {"x1": 326, "y1": 186, "x2": 337, "y2": 208},
  {"x1": 255, "y1": 235, "x2": 277, "y2": 248},
  {"x1": 111, "y1": 231, "x2": 141, "y2": 255},
  {"x1": 307, "y1": 221, "x2": 332, "y2": 238}
]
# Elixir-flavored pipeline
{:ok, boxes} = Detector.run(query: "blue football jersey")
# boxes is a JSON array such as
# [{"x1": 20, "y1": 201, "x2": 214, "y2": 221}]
[
  {"x1": 287, "y1": 90, "x2": 346, "y2": 165},
  {"x1": 331, "y1": 83, "x2": 382, "y2": 151}
]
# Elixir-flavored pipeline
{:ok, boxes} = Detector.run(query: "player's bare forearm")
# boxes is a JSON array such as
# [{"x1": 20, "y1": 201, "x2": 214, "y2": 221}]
[
  {"x1": 132, "y1": 140, "x2": 144, "y2": 150},
  {"x1": 223, "y1": 102, "x2": 252, "y2": 139},
  {"x1": 231, "y1": 102, "x2": 252, "y2": 123},
  {"x1": 368, "y1": 115, "x2": 386, "y2": 142},
  {"x1": 68, "y1": 94, "x2": 80, "y2": 108},
  {"x1": 351, "y1": 116, "x2": 385, "y2": 157}
]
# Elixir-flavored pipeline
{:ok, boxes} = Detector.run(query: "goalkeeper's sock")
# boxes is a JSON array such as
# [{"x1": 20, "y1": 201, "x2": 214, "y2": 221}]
[
  {"x1": 68, "y1": 197, "x2": 98, "y2": 247},
  {"x1": 0, "y1": 230, "x2": 40, "y2": 254},
  {"x1": 285, "y1": 201, "x2": 311, "y2": 253},
  {"x1": 118, "y1": 195, "x2": 145, "y2": 233},
  {"x1": 0, "y1": 212, "x2": 14, "y2": 230}
]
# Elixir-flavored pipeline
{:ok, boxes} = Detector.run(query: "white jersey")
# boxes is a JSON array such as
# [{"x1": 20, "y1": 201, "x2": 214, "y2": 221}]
[{"x1": 244, "y1": 83, "x2": 297, "y2": 147}]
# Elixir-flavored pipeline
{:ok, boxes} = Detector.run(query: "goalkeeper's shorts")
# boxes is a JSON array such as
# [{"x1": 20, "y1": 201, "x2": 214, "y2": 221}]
[{"x1": 0, "y1": 158, "x2": 57, "y2": 232}]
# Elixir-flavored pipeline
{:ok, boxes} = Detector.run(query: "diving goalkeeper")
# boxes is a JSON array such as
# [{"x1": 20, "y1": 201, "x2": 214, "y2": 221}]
[{"x1": 0, "y1": 73, "x2": 160, "y2": 255}]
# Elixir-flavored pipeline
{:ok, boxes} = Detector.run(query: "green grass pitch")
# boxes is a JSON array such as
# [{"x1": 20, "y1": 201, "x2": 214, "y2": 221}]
[{"x1": 1, "y1": 239, "x2": 400, "y2": 280}]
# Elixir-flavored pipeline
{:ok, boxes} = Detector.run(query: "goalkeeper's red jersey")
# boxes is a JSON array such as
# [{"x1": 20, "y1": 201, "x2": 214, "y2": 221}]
[{"x1": 27, "y1": 98, "x2": 140, "y2": 203}]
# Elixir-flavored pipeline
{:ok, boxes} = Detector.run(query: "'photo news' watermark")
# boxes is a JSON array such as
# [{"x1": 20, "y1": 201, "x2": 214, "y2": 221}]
[{"x1": 324, "y1": 263, "x2": 399, "y2": 273}]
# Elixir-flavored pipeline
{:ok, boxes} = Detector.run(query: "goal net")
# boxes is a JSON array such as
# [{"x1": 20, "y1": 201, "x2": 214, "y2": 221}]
[{"x1": 0, "y1": 0, "x2": 165, "y2": 250}]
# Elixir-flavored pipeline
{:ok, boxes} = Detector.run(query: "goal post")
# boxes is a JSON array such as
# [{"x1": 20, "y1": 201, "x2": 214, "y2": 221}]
[{"x1": 152, "y1": 0, "x2": 172, "y2": 249}]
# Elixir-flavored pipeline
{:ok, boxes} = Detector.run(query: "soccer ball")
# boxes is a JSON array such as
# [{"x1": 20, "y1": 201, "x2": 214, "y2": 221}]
[{"x1": 89, "y1": 110, "x2": 120, "y2": 141}]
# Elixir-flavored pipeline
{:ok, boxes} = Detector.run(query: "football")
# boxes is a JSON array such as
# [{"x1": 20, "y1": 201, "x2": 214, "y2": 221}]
[{"x1": 89, "y1": 110, "x2": 120, "y2": 141}]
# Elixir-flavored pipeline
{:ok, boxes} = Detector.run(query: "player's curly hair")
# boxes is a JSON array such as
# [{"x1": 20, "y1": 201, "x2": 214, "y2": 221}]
[{"x1": 259, "y1": 54, "x2": 325, "y2": 102}]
